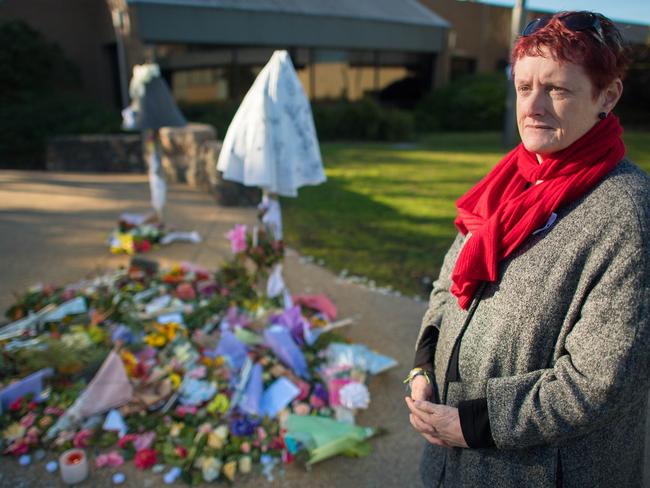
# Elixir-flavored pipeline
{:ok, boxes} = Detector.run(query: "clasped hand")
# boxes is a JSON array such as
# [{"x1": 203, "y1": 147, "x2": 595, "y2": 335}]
[{"x1": 405, "y1": 375, "x2": 468, "y2": 448}]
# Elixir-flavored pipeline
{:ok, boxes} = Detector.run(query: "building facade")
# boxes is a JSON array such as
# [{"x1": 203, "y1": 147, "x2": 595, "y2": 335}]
[{"x1": 1, "y1": 0, "x2": 648, "y2": 110}]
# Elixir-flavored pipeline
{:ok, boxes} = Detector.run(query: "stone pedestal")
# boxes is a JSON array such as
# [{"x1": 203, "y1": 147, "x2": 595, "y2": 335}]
[
  {"x1": 158, "y1": 123, "x2": 216, "y2": 185},
  {"x1": 46, "y1": 134, "x2": 144, "y2": 172}
]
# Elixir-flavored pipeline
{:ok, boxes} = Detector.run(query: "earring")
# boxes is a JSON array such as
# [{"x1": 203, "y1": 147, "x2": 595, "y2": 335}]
[{"x1": 598, "y1": 112, "x2": 607, "y2": 120}]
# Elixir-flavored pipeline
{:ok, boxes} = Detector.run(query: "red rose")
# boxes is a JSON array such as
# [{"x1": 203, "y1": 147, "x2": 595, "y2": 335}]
[
  {"x1": 9, "y1": 397, "x2": 23, "y2": 412},
  {"x1": 139, "y1": 240, "x2": 152, "y2": 253},
  {"x1": 117, "y1": 433, "x2": 137, "y2": 449},
  {"x1": 134, "y1": 448, "x2": 157, "y2": 469},
  {"x1": 174, "y1": 445, "x2": 188, "y2": 459},
  {"x1": 27, "y1": 401, "x2": 38, "y2": 411}
]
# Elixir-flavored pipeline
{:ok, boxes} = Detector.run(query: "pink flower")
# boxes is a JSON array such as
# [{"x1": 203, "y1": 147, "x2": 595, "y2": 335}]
[
  {"x1": 309, "y1": 393, "x2": 326, "y2": 409},
  {"x1": 176, "y1": 283, "x2": 196, "y2": 301},
  {"x1": 95, "y1": 451, "x2": 124, "y2": 468},
  {"x1": 19, "y1": 412, "x2": 36, "y2": 429},
  {"x1": 25, "y1": 427, "x2": 39, "y2": 445},
  {"x1": 73, "y1": 429, "x2": 93, "y2": 448},
  {"x1": 44, "y1": 406, "x2": 65, "y2": 416},
  {"x1": 175, "y1": 405, "x2": 197, "y2": 417},
  {"x1": 241, "y1": 442, "x2": 251, "y2": 454},
  {"x1": 133, "y1": 432, "x2": 156, "y2": 451},
  {"x1": 189, "y1": 366, "x2": 206, "y2": 379},
  {"x1": 133, "y1": 449, "x2": 157, "y2": 470},
  {"x1": 4, "y1": 440, "x2": 29, "y2": 456},
  {"x1": 292, "y1": 402, "x2": 311, "y2": 416},
  {"x1": 295, "y1": 380, "x2": 311, "y2": 401},
  {"x1": 227, "y1": 224, "x2": 248, "y2": 254}
]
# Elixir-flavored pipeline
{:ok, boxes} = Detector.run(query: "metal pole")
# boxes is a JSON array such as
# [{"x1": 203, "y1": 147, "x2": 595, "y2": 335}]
[
  {"x1": 503, "y1": 0, "x2": 527, "y2": 148},
  {"x1": 112, "y1": 9, "x2": 130, "y2": 108}
]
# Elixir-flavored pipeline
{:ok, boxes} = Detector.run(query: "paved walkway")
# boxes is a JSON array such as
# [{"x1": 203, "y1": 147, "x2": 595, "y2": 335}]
[
  {"x1": 0, "y1": 171, "x2": 426, "y2": 488},
  {"x1": 0, "y1": 171, "x2": 648, "y2": 487}
]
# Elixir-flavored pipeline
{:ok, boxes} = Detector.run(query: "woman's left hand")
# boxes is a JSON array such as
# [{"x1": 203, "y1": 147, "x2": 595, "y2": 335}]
[{"x1": 405, "y1": 397, "x2": 468, "y2": 448}]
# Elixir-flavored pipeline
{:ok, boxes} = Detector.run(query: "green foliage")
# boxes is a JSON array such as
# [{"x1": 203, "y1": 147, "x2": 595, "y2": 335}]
[
  {"x1": 415, "y1": 73, "x2": 508, "y2": 132},
  {"x1": 179, "y1": 101, "x2": 240, "y2": 140},
  {"x1": 0, "y1": 20, "x2": 80, "y2": 104},
  {"x1": 312, "y1": 97, "x2": 414, "y2": 141},
  {"x1": 0, "y1": 20, "x2": 121, "y2": 168}
]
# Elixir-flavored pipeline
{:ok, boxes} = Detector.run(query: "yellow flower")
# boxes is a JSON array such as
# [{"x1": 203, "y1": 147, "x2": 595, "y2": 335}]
[
  {"x1": 169, "y1": 422, "x2": 184, "y2": 437},
  {"x1": 213, "y1": 356, "x2": 225, "y2": 367},
  {"x1": 86, "y1": 325, "x2": 106, "y2": 344},
  {"x1": 206, "y1": 394, "x2": 229, "y2": 414},
  {"x1": 144, "y1": 333, "x2": 166, "y2": 347},
  {"x1": 2, "y1": 423, "x2": 25, "y2": 442},
  {"x1": 120, "y1": 350, "x2": 138, "y2": 377},
  {"x1": 222, "y1": 460, "x2": 237, "y2": 482},
  {"x1": 200, "y1": 356, "x2": 214, "y2": 367},
  {"x1": 207, "y1": 431, "x2": 224, "y2": 449},
  {"x1": 169, "y1": 373, "x2": 182, "y2": 389},
  {"x1": 111, "y1": 233, "x2": 134, "y2": 255},
  {"x1": 239, "y1": 455, "x2": 252, "y2": 474}
]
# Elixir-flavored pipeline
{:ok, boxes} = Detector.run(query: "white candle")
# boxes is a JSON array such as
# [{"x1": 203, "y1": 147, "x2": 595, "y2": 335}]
[{"x1": 59, "y1": 448, "x2": 89, "y2": 484}]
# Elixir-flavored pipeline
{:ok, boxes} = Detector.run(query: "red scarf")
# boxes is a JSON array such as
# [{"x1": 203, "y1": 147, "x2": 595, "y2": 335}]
[{"x1": 451, "y1": 115, "x2": 625, "y2": 310}]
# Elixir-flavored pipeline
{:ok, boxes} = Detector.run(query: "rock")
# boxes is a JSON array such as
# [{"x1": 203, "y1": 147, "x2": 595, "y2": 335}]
[{"x1": 158, "y1": 123, "x2": 217, "y2": 185}]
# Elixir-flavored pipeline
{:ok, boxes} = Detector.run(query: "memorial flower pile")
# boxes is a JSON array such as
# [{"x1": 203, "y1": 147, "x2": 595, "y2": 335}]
[{"x1": 0, "y1": 224, "x2": 396, "y2": 484}]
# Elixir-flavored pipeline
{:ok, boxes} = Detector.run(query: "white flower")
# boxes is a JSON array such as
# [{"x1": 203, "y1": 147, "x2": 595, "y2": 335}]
[
  {"x1": 201, "y1": 456, "x2": 222, "y2": 482},
  {"x1": 339, "y1": 382, "x2": 370, "y2": 409},
  {"x1": 129, "y1": 63, "x2": 161, "y2": 100}
]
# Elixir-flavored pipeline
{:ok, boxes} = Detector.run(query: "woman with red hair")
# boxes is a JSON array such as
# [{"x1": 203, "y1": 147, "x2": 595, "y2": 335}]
[{"x1": 404, "y1": 11, "x2": 649, "y2": 487}]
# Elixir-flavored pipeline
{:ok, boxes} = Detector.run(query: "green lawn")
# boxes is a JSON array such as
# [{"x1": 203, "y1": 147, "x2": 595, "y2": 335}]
[{"x1": 282, "y1": 131, "x2": 650, "y2": 298}]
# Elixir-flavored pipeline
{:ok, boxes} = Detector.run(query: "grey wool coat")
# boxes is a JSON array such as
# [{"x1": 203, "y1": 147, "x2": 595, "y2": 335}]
[{"x1": 415, "y1": 159, "x2": 650, "y2": 488}]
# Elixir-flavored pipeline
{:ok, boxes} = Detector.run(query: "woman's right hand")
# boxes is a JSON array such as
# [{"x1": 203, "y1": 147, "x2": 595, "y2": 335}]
[{"x1": 410, "y1": 374, "x2": 433, "y2": 402}]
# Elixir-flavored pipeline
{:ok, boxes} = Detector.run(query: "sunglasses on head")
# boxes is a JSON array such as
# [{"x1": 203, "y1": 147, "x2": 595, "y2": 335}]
[{"x1": 522, "y1": 11, "x2": 610, "y2": 46}]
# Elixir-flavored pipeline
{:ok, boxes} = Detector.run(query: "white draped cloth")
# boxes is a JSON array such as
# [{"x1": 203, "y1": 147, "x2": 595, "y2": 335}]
[{"x1": 217, "y1": 50, "x2": 326, "y2": 197}]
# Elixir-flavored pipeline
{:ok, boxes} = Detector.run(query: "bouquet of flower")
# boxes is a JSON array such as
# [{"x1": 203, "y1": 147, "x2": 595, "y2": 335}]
[{"x1": 227, "y1": 224, "x2": 284, "y2": 277}]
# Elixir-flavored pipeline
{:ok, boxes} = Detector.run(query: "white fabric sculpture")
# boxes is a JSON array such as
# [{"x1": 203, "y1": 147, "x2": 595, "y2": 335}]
[{"x1": 217, "y1": 50, "x2": 326, "y2": 197}]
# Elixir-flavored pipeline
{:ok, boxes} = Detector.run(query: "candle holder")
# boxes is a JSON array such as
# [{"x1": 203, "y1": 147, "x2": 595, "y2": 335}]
[{"x1": 59, "y1": 448, "x2": 89, "y2": 484}]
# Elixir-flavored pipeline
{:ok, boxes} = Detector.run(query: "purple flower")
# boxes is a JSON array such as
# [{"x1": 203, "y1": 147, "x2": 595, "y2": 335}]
[
  {"x1": 270, "y1": 305, "x2": 309, "y2": 345},
  {"x1": 229, "y1": 416, "x2": 259, "y2": 437},
  {"x1": 226, "y1": 225, "x2": 248, "y2": 254},
  {"x1": 111, "y1": 325, "x2": 134, "y2": 345},
  {"x1": 313, "y1": 383, "x2": 328, "y2": 403},
  {"x1": 224, "y1": 306, "x2": 252, "y2": 329}
]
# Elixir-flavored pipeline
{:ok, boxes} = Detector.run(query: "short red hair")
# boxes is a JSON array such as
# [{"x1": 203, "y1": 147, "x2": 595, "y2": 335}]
[{"x1": 512, "y1": 11, "x2": 630, "y2": 98}]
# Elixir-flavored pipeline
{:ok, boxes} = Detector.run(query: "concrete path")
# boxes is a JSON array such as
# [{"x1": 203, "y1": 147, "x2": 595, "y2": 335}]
[
  {"x1": 0, "y1": 170, "x2": 647, "y2": 487},
  {"x1": 0, "y1": 171, "x2": 426, "y2": 488}
]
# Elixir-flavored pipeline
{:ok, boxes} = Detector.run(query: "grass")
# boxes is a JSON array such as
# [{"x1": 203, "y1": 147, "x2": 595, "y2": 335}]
[{"x1": 281, "y1": 131, "x2": 650, "y2": 298}]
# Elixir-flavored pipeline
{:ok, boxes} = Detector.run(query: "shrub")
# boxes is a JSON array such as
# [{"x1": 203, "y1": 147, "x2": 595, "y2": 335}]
[
  {"x1": 312, "y1": 97, "x2": 413, "y2": 141},
  {"x1": 415, "y1": 73, "x2": 508, "y2": 132},
  {"x1": 0, "y1": 20, "x2": 121, "y2": 168},
  {"x1": 182, "y1": 97, "x2": 414, "y2": 142}
]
